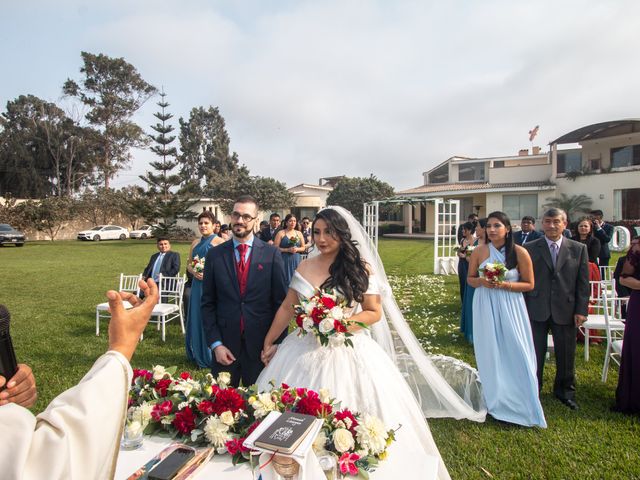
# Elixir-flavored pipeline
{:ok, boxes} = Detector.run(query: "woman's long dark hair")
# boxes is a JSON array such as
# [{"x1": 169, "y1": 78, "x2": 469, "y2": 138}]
[
  {"x1": 476, "y1": 218, "x2": 487, "y2": 243},
  {"x1": 573, "y1": 216, "x2": 593, "y2": 241},
  {"x1": 313, "y1": 209, "x2": 369, "y2": 305},
  {"x1": 487, "y1": 211, "x2": 517, "y2": 270}
]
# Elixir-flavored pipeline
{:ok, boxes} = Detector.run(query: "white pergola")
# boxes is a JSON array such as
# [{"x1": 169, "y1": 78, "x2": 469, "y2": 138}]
[{"x1": 363, "y1": 197, "x2": 460, "y2": 275}]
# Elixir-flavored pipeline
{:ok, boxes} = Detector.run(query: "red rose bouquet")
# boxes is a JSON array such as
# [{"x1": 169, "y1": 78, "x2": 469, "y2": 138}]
[
  {"x1": 292, "y1": 289, "x2": 366, "y2": 348},
  {"x1": 481, "y1": 262, "x2": 508, "y2": 283}
]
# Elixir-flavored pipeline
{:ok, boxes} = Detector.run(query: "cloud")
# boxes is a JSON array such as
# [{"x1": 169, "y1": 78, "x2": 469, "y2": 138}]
[{"x1": 2, "y1": 0, "x2": 640, "y2": 190}]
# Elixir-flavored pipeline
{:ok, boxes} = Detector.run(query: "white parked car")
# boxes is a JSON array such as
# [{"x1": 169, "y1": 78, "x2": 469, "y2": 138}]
[
  {"x1": 129, "y1": 224, "x2": 157, "y2": 239},
  {"x1": 77, "y1": 225, "x2": 129, "y2": 241}
]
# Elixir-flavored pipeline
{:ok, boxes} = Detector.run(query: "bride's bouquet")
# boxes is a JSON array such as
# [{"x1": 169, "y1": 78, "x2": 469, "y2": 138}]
[
  {"x1": 293, "y1": 289, "x2": 366, "y2": 348},
  {"x1": 191, "y1": 255, "x2": 205, "y2": 274},
  {"x1": 481, "y1": 262, "x2": 508, "y2": 283}
]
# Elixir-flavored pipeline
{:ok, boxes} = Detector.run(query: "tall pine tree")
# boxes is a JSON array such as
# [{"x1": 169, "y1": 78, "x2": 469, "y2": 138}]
[{"x1": 140, "y1": 89, "x2": 194, "y2": 235}]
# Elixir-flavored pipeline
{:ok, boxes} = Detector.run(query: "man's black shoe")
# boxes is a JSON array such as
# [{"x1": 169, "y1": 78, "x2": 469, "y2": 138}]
[{"x1": 557, "y1": 397, "x2": 579, "y2": 410}]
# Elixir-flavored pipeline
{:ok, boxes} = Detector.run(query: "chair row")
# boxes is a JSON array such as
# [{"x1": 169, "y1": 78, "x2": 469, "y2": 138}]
[{"x1": 95, "y1": 273, "x2": 186, "y2": 341}]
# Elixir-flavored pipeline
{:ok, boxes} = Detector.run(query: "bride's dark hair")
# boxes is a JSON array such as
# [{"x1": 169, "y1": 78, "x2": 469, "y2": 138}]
[{"x1": 313, "y1": 208, "x2": 369, "y2": 305}]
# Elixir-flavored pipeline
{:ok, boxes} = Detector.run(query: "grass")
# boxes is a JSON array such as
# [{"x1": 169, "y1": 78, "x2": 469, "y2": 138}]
[{"x1": 1, "y1": 238, "x2": 638, "y2": 479}]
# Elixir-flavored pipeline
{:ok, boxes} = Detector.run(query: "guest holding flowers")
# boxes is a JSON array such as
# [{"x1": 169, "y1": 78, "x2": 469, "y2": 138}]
[
  {"x1": 467, "y1": 211, "x2": 546, "y2": 427},
  {"x1": 614, "y1": 236, "x2": 640, "y2": 415},
  {"x1": 457, "y1": 222, "x2": 476, "y2": 302},
  {"x1": 186, "y1": 211, "x2": 224, "y2": 368},
  {"x1": 460, "y1": 218, "x2": 487, "y2": 344},
  {"x1": 274, "y1": 213, "x2": 306, "y2": 286}
]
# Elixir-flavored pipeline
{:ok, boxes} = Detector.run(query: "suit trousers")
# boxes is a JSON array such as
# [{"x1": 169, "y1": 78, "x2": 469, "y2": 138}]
[
  {"x1": 211, "y1": 336, "x2": 263, "y2": 388},
  {"x1": 530, "y1": 317, "x2": 577, "y2": 401}
]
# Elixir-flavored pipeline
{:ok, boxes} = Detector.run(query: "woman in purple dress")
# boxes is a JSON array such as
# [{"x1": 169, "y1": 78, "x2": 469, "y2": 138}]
[{"x1": 615, "y1": 236, "x2": 640, "y2": 414}]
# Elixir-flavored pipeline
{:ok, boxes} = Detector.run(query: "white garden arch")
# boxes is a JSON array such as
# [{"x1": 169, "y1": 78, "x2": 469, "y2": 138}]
[{"x1": 363, "y1": 197, "x2": 459, "y2": 275}]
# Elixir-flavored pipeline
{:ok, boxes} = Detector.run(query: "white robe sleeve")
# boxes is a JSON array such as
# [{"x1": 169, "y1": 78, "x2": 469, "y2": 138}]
[{"x1": 0, "y1": 351, "x2": 132, "y2": 480}]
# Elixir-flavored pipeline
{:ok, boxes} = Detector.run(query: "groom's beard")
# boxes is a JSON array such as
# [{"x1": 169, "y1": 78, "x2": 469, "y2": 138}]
[{"x1": 233, "y1": 224, "x2": 252, "y2": 238}]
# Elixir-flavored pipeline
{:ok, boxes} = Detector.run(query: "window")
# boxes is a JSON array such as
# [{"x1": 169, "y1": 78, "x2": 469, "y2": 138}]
[
  {"x1": 493, "y1": 160, "x2": 505, "y2": 168},
  {"x1": 502, "y1": 194, "x2": 538, "y2": 221},
  {"x1": 458, "y1": 162, "x2": 485, "y2": 181},
  {"x1": 611, "y1": 144, "x2": 640, "y2": 169},
  {"x1": 615, "y1": 188, "x2": 640, "y2": 220},
  {"x1": 428, "y1": 164, "x2": 448, "y2": 184},
  {"x1": 557, "y1": 151, "x2": 582, "y2": 174}
]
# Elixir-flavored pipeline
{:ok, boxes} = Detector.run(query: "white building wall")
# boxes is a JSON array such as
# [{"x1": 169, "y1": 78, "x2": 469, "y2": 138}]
[{"x1": 489, "y1": 164, "x2": 552, "y2": 183}]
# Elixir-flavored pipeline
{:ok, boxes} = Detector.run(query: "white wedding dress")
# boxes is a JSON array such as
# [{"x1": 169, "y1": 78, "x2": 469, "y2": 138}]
[{"x1": 256, "y1": 272, "x2": 449, "y2": 479}]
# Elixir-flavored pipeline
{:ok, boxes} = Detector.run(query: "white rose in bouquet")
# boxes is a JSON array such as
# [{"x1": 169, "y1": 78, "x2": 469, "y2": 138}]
[
  {"x1": 333, "y1": 428, "x2": 355, "y2": 453},
  {"x1": 319, "y1": 388, "x2": 331, "y2": 404},
  {"x1": 329, "y1": 306, "x2": 344, "y2": 321},
  {"x1": 302, "y1": 317, "x2": 315, "y2": 332},
  {"x1": 319, "y1": 318, "x2": 334, "y2": 334},
  {"x1": 217, "y1": 372, "x2": 231, "y2": 387},
  {"x1": 152, "y1": 365, "x2": 168, "y2": 381},
  {"x1": 220, "y1": 410, "x2": 235, "y2": 426}
]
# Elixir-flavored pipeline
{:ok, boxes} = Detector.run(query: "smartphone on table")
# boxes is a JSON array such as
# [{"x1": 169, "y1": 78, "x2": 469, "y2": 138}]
[{"x1": 148, "y1": 447, "x2": 195, "y2": 480}]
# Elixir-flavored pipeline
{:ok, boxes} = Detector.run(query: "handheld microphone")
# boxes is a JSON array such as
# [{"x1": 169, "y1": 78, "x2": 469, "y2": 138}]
[{"x1": 0, "y1": 305, "x2": 18, "y2": 381}]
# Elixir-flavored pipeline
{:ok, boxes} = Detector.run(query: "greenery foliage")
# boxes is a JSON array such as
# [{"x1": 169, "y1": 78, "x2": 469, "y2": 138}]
[
  {"x1": 544, "y1": 193, "x2": 593, "y2": 223},
  {"x1": 327, "y1": 175, "x2": 396, "y2": 221}
]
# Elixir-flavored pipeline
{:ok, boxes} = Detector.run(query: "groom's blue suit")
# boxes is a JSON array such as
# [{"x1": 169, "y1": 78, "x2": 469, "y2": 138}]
[{"x1": 201, "y1": 237, "x2": 287, "y2": 386}]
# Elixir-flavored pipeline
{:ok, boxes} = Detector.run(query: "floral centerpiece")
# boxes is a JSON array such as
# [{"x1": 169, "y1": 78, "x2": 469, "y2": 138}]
[
  {"x1": 127, "y1": 366, "x2": 395, "y2": 477},
  {"x1": 481, "y1": 262, "x2": 508, "y2": 283},
  {"x1": 292, "y1": 289, "x2": 367, "y2": 348},
  {"x1": 191, "y1": 255, "x2": 205, "y2": 274}
]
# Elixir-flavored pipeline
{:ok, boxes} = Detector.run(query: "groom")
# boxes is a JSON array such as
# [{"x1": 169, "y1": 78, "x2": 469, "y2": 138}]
[{"x1": 201, "y1": 195, "x2": 287, "y2": 387}]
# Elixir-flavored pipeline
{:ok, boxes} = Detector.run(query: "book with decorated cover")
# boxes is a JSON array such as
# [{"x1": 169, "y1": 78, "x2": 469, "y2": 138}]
[{"x1": 253, "y1": 411, "x2": 317, "y2": 454}]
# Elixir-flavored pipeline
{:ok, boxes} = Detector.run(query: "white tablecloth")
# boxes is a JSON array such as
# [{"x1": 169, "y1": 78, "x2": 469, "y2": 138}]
[{"x1": 115, "y1": 436, "x2": 439, "y2": 479}]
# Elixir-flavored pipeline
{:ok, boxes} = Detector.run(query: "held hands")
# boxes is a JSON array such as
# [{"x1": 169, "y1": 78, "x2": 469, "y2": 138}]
[
  {"x1": 260, "y1": 344, "x2": 278, "y2": 366},
  {"x1": 0, "y1": 364, "x2": 37, "y2": 408},
  {"x1": 574, "y1": 314, "x2": 587, "y2": 327},
  {"x1": 107, "y1": 278, "x2": 159, "y2": 361},
  {"x1": 213, "y1": 345, "x2": 236, "y2": 366}
]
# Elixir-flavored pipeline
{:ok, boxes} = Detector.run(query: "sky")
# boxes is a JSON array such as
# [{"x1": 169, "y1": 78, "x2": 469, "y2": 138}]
[{"x1": 2, "y1": 0, "x2": 639, "y2": 191}]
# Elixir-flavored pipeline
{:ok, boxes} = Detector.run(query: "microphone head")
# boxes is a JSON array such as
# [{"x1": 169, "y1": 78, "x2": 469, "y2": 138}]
[{"x1": 0, "y1": 305, "x2": 9, "y2": 336}]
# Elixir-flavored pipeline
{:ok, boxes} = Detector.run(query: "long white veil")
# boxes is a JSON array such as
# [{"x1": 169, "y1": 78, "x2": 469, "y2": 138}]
[{"x1": 313, "y1": 206, "x2": 486, "y2": 422}]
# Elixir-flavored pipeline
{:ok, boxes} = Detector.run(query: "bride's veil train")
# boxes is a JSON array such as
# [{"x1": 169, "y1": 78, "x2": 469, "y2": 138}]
[{"x1": 313, "y1": 206, "x2": 487, "y2": 422}]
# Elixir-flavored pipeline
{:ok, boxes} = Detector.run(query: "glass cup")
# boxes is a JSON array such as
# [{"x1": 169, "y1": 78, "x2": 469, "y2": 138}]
[
  {"x1": 318, "y1": 452, "x2": 338, "y2": 480},
  {"x1": 121, "y1": 422, "x2": 144, "y2": 450}
]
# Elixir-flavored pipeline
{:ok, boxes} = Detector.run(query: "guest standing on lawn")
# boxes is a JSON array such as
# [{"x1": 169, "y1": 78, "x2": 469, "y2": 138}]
[
  {"x1": 274, "y1": 213, "x2": 306, "y2": 286},
  {"x1": 456, "y1": 222, "x2": 476, "y2": 302},
  {"x1": 614, "y1": 236, "x2": 640, "y2": 414},
  {"x1": 467, "y1": 211, "x2": 546, "y2": 427},
  {"x1": 524, "y1": 208, "x2": 590, "y2": 410},
  {"x1": 460, "y1": 218, "x2": 487, "y2": 344},
  {"x1": 185, "y1": 211, "x2": 224, "y2": 368}
]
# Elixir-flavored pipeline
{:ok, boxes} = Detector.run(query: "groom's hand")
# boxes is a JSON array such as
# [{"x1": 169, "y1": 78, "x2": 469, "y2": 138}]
[
  {"x1": 214, "y1": 345, "x2": 236, "y2": 366},
  {"x1": 261, "y1": 344, "x2": 278, "y2": 366}
]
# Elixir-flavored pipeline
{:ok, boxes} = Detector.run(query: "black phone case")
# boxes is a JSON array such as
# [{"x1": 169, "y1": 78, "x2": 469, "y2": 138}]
[{"x1": 148, "y1": 448, "x2": 195, "y2": 480}]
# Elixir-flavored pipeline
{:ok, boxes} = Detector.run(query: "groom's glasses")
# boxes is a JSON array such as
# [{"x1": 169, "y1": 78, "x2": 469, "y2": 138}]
[{"x1": 230, "y1": 212, "x2": 257, "y2": 222}]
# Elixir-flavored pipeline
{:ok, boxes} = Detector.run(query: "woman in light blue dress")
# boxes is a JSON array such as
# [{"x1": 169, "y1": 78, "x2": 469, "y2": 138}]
[
  {"x1": 467, "y1": 211, "x2": 546, "y2": 427},
  {"x1": 274, "y1": 213, "x2": 306, "y2": 286},
  {"x1": 186, "y1": 211, "x2": 224, "y2": 368},
  {"x1": 460, "y1": 218, "x2": 487, "y2": 344}
]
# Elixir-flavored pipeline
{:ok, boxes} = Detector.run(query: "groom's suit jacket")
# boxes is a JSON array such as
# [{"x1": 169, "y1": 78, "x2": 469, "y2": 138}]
[
  {"x1": 201, "y1": 237, "x2": 287, "y2": 363},
  {"x1": 524, "y1": 237, "x2": 590, "y2": 325}
]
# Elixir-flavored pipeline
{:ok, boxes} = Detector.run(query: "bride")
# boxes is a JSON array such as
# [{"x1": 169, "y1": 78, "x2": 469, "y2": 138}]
[{"x1": 256, "y1": 207, "x2": 486, "y2": 479}]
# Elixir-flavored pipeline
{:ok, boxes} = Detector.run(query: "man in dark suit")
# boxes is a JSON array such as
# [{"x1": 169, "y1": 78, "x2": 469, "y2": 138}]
[
  {"x1": 142, "y1": 238, "x2": 181, "y2": 282},
  {"x1": 258, "y1": 212, "x2": 281, "y2": 244},
  {"x1": 524, "y1": 208, "x2": 590, "y2": 410},
  {"x1": 201, "y1": 195, "x2": 287, "y2": 387},
  {"x1": 513, "y1": 216, "x2": 542, "y2": 245},
  {"x1": 590, "y1": 209, "x2": 613, "y2": 268}
]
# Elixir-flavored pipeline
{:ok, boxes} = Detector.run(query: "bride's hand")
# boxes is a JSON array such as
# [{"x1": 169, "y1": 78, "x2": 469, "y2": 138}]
[{"x1": 261, "y1": 344, "x2": 278, "y2": 365}]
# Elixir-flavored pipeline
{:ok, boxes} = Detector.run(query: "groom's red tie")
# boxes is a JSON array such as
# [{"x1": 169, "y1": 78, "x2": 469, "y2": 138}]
[{"x1": 236, "y1": 243, "x2": 249, "y2": 333}]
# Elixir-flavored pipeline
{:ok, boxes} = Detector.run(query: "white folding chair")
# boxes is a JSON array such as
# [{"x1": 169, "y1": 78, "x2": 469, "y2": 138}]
[
  {"x1": 601, "y1": 291, "x2": 626, "y2": 382},
  {"x1": 95, "y1": 273, "x2": 142, "y2": 335},
  {"x1": 145, "y1": 274, "x2": 186, "y2": 341},
  {"x1": 600, "y1": 265, "x2": 615, "y2": 283},
  {"x1": 580, "y1": 280, "x2": 625, "y2": 361}
]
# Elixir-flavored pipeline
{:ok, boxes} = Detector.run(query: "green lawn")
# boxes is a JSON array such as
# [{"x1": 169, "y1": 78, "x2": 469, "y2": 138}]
[{"x1": 0, "y1": 238, "x2": 637, "y2": 479}]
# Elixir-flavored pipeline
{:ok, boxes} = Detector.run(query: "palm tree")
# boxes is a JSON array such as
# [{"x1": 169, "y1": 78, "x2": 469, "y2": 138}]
[{"x1": 543, "y1": 193, "x2": 593, "y2": 223}]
